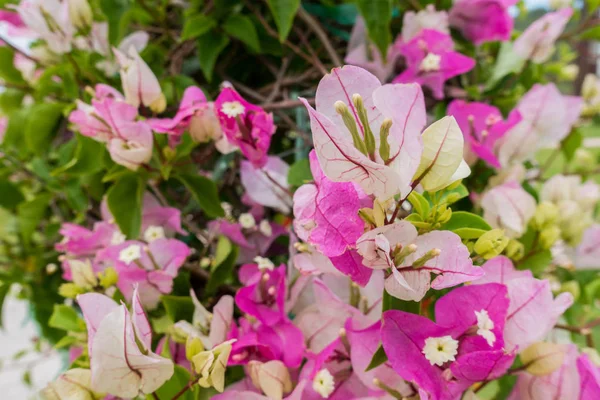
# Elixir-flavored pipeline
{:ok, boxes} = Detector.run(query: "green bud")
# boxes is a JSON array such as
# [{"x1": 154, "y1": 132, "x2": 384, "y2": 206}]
[
  {"x1": 59, "y1": 283, "x2": 85, "y2": 299},
  {"x1": 572, "y1": 149, "x2": 597, "y2": 173},
  {"x1": 505, "y1": 239, "x2": 525, "y2": 261},
  {"x1": 444, "y1": 193, "x2": 462, "y2": 205},
  {"x1": 98, "y1": 267, "x2": 118, "y2": 289},
  {"x1": 531, "y1": 202, "x2": 559, "y2": 230},
  {"x1": 358, "y1": 208, "x2": 376, "y2": 227},
  {"x1": 539, "y1": 226, "x2": 561, "y2": 249},
  {"x1": 335, "y1": 101, "x2": 368, "y2": 156},
  {"x1": 379, "y1": 118, "x2": 392, "y2": 163},
  {"x1": 559, "y1": 281, "x2": 580, "y2": 301},
  {"x1": 474, "y1": 229, "x2": 509, "y2": 260},
  {"x1": 412, "y1": 248, "x2": 441, "y2": 268},
  {"x1": 186, "y1": 336, "x2": 205, "y2": 361},
  {"x1": 352, "y1": 94, "x2": 376, "y2": 158},
  {"x1": 392, "y1": 243, "x2": 417, "y2": 265}
]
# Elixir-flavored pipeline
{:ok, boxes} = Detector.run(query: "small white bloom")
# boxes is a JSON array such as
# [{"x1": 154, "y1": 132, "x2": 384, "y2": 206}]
[
  {"x1": 422, "y1": 335, "x2": 459, "y2": 366},
  {"x1": 221, "y1": 101, "x2": 245, "y2": 118},
  {"x1": 111, "y1": 231, "x2": 126, "y2": 245},
  {"x1": 258, "y1": 220, "x2": 272, "y2": 236},
  {"x1": 254, "y1": 256, "x2": 275, "y2": 271},
  {"x1": 144, "y1": 225, "x2": 165, "y2": 242},
  {"x1": 221, "y1": 202, "x2": 233, "y2": 218},
  {"x1": 119, "y1": 244, "x2": 142, "y2": 264},
  {"x1": 46, "y1": 263, "x2": 58, "y2": 274},
  {"x1": 313, "y1": 368, "x2": 335, "y2": 398},
  {"x1": 419, "y1": 52, "x2": 441, "y2": 72},
  {"x1": 475, "y1": 309, "x2": 496, "y2": 347},
  {"x1": 239, "y1": 213, "x2": 256, "y2": 229}
]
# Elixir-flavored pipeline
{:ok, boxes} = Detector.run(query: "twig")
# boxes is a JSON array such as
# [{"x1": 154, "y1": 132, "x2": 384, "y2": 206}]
[
  {"x1": 0, "y1": 34, "x2": 38, "y2": 63},
  {"x1": 265, "y1": 57, "x2": 290, "y2": 103},
  {"x1": 293, "y1": 26, "x2": 329, "y2": 75},
  {"x1": 262, "y1": 98, "x2": 314, "y2": 110},
  {"x1": 171, "y1": 379, "x2": 197, "y2": 400},
  {"x1": 296, "y1": 7, "x2": 342, "y2": 66}
]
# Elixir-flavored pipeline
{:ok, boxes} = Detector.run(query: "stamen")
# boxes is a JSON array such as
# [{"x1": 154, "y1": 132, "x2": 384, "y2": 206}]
[
  {"x1": 352, "y1": 94, "x2": 376, "y2": 159},
  {"x1": 335, "y1": 101, "x2": 367, "y2": 155}
]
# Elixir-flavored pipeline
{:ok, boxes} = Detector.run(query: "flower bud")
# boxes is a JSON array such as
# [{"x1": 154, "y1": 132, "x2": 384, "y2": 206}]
[
  {"x1": 521, "y1": 342, "x2": 566, "y2": 376},
  {"x1": 352, "y1": 93, "x2": 376, "y2": 157},
  {"x1": 186, "y1": 336, "x2": 205, "y2": 361},
  {"x1": 572, "y1": 149, "x2": 597, "y2": 173},
  {"x1": 559, "y1": 64, "x2": 578, "y2": 81},
  {"x1": 193, "y1": 339, "x2": 236, "y2": 392},
  {"x1": 98, "y1": 267, "x2": 118, "y2": 289},
  {"x1": 505, "y1": 239, "x2": 524, "y2": 261},
  {"x1": 248, "y1": 360, "x2": 292, "y2": 400},
  {"x1": 559, "y1": 280, "x2": 580, "y2": 301},
  {"x1": 335, "y1": 100, "x2": 367, "y2": 156},
  {"x1": 531, "y1": 202, "x2": 559, "y2": 230},
  {"x1": 539, "y1": 226, "x2": 561, "y2": 249},
  {"x1": 412, "y1": 248, "x2": 441, "y2": 268},
  {"x1": 59, "y1": 283, "x2": 85, "y2": 299},
  {"x1": 68, "y1": 0, "x2": 93, "y2": 30},
  {"x1": 474, "y1": 229, "x2": 508, "y2": 260}
]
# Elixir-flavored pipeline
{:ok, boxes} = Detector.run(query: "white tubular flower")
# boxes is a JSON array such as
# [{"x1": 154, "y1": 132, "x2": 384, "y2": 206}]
[
  {"x1": 313, "y1": 368, "x2": 335, "y2": 398},
  {"x1": 118, "y1": 244, "x2": 141, "y2": 264},
  {"x1": 422, "y1": 335, "x2": 459, "y2": 366},
  {"x1": 475, "y1": 309, "x2": 496, "y2": 347}
]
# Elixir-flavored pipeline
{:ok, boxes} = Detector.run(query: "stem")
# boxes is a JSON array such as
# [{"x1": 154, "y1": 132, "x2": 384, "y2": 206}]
[
  {"x1": 296, "y1": 7, "x2": 342, "y2": 66},
  {"x1": 171, "y1": 379, "x2": 196, "y2": 400}
]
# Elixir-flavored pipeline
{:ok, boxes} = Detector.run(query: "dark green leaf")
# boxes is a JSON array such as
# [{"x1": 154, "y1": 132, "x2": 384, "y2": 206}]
[
  {"x1": 266, "y1": 0, "x2": 301, "y2": 42},
  {"x1": 355, "y1": 0, "x2": 392, "y2": 58},
  {"x1": 181, "y1": 14, "x2": 216, "y2": 40},
  {"x1": 561, "y1": 129, "x2": 583, "y2": 162},
  {"x1": 100, "y1": 0, "x2": 132, "y2": 44},
  {"x1": 287, "y1": 158, "x2": 312, "y2": 187},
  {"x1": 162, "y1": 295, "x2": 195, "y2": 323},
  {"x1": 0, "y1": 283, "x2": 10, "y2": 329},
  {"x1": 48, "y1": 305, "x2": 85, "y2": 332},
  {"x1": 197, "y1": 31, "x2": 230, "y2": 82},
  {"x1": 17, "y1": 193, "x2": 51, "y2": 244},
  {"x1": 0, "y1": 47, "x2": 25, "y2": 84},
  {"x1": 53, "y1": 134, "x2": 107, "y2": 176},
  {"x1": 365, "y1": 345, "x2": 388, "y2": 372},
  {"x1": 25, "y1": 103, "x2": 65, "y2": 155},
  {"x1": 155, "y1": 366, "x2": 197, "y2": 400},
  {"x1": 106, "y1": 174, "x2": 145, "y2": 238},
  {"x1": 519, "y1": 249, "x2": 552, "y2": 275},
  {"x1": 176, "y1": 174, "x2": 224, "y2": 218},
  {"x1": 0, "y1": 89, "x2": 25, "y2": 114},
  {"x1": 485, "y1": 42, "x2": 526, "y2": 91},
  {"x1": 382, "y1": 290, "x2": 420, "y2": 314},
  {"x1": 440, "y1": 211, "x2": 492, "y2": 238},
  {"x1": 206, "y1": 244, "x2": 239, "y2": 295},
  {"x1": 0, "y1": 180, "x2": 24, "y2": 210},
  {"x1": 579, "y1": 25, "x2": 600, "y2": 41},
  {"x1": 223, "y1": 14, "x2": 261, "y2": 52}
]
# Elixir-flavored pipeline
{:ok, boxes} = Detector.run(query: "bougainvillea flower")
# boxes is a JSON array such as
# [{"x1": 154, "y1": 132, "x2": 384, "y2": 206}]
[
  {"x1": 474, "y1": 256, "x2": 573, "y2": 351},
  {"x1": 56, "y1": 221, "x2": 117, "y2": 257},
  {"x1": 447, "y1": 100, "x2": 522, "y2": 168},
  {"x1": 498, "y1": 83, "x2": 583, "y2": 166},
  {"x1": 401, "y1": 4, "x2": 449, "y2": 42},
  {"x1": 382, "y1": 284, "x2": 513, "y2": 400},
  {"x1": 214, "y1": 379, "x2": 307, "y2": 400},
  {"x1": 345, "y1": 17, "x2": 400, "y2": 82},
  {"x1": 576, "y1": 224, "x2": 600, "y2": 269},
  {"x1": 148, "y1": 86, "x2": 207, "y2": 135},
  {"x1": 393, "y1": 29, "x2": 475, "y2": 99},
  {"x1": 41, "y1": 368, "x2": 102, "y2": 400},
  {"x1": 77, "y1": 287, "x2": 174, "y2": 398},
  {"x1": 577, "y1": 353, "x2": 600, "y2": 399},
  {"x1": 107, "y1": 121, "x2": 154, "y2": 170},
  {"x1": 241, "y1": 156, "x2": 292, "y2": 214},
  {"x1": 90, "y1": 22, "x2": 149, "y2": 75},
  {"x1": 96, "y1": 238, "x2": 190, "y2": 308},
  {"x1": 114, "y1": 47, "x2": 166, "y2": 113},
  {"x1": 214, "y1": 87, "x2": 275, "y2": 168},
  {"x1": 300, "y1": 65, "x2": 427, "y2": 199},
  {"x1": 449, "y1": 0, "x2": 516, "y2": 45},
  {"x1": 357, "y1": 221, "x2": 483, "y2": 301},
  {"x1": 508, "y1": 344, "x2": 580, "y2": 399},
  {"x1": 513, "y1": 8, "x2": 573, "y2": 63},
  {"x1": 481, "y1": 181, "x2": 536, "y2": 237},
  {"x1": 235, "y1": 263, "x2": 287, "y2": 326}
]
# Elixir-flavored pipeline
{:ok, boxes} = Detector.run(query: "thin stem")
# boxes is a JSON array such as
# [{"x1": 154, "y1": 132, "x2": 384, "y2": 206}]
[
  {"x1": 262, "y1": 98, "x2": 314, "y2": 110},
  {"x1": 171, "y1": 379, "x2": 196, "y2": 400},
  {"x1": 297, "y1": 7, "x2": 342, "y2": 66}
]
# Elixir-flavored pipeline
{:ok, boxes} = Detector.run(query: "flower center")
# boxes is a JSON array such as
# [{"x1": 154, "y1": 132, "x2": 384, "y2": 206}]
[
  {"x1": 422, "y1": 335, "x2": 459, "y2": 366},
  {"x1": 313, "y1": 368, "x2": 335, "y2": 398},
  {"x1": 238, "y1": 213, "x2": 256, "y2": 229},
  {"x1": 221, "y1": 101, "x2": 245, "y2": 118},
  {"x1": 144, "y1": 225, "x2": 165, "y2": 242},
  {"x1": 420, "y1": 53, "x2": 441, "y2": 72},
  {"x1": 119, "y1": 244, "x2": 141, "y2": 264}
]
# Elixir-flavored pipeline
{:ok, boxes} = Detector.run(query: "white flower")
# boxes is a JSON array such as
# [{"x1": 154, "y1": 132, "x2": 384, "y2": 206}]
[
  {"x1": 144, "y1": 225, "x2": 165, "y2": 242},
  {"x1": 312, "y1": 368, "x2": 335, "y2": 398},
  {"x1": 422, "y1": 335, "x2": 459, "y2": 366},
  {"x1": 221, "y1": 101, "x2": 245, "y2": 118},
  {"x1": 475, "y1": 309, "x2": 496, "y2": 347},
  {"x1": 254, "y1": 256, "x2": 275, "y2": 271},
  {"x1": 111, "y1": 231, "x2": 126, "y2": 245},
  {"x1": 239, "y1": 213, "x2": 256, "y2": 229},
  {"x1": 221, "y1": 202, "x2": 233, "y2": 218},
  {"x1": 419, "y1": 53, "x2": 441, "y2": 72},
  {"x1": 119, "y1": 244, "x2": 141, "y2": 264},
  {"x1": 258, "y1": 220, "x2": 272, "y2": 236}
]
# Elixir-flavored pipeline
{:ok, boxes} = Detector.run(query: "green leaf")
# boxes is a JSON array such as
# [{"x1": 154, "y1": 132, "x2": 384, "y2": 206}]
[
  {"x1": 382, "y1": 290, "x2": 420, "y2": 314},
  {"x1": 0, "y1": 47, "x2": 25, "y2": 84},
  {"x1": 206, "y1": 244, "x2": 239, "y2": 295},
  {"x1": 485, "y1": 42, "x2": 526, "y2": 90},
  {"x1": 181, "y1": 14, "x2": 216, "y2": 40},
  {"x1": 561, "y1": 129, "x2": 583, "y2": 162},
  {"x1": 579, "y1": 25, "x2": 600, "y2": 41},
  {"x1": 0, "y1": 89, "x2": 25, "y2": 114},
  {"x1": 212, "y1": 236, "x2": 232, "y2": 272},
  {"x1": 17, "y1": 193, "x2": 51, "y2": 244},
  {"x1": 197, "y1": 31, "x2": 230, "y2": 82},
  {"x1": 155, "y1": 365, "x2": 197, "y2": 400},
  {"x1": 25, "y1": 103, "x2": 65, "y2": 155},
  {"x1": 176, "y1": 174, "x2": 224, "y2": 218},
  {"x1": 355, "y1": 0, "x2": 393, "y2": 58},
  {"x1": 223, "y1": 14, "x2": 261, "y2": 52},
  {"x1": 365, "y1": 345, "x2": 388, "y2": 372},
  {"x1": 440, "y1": 211, "x2": 492, "y2": 239},
  {"x1": 408, "y1": 192, "x2": 430, "y2": 219},
  {"x1": 106, "y1": 174, "x2": 145, "y2": 238},
  {"x1": 266, "y1": 0, "x2": 301, "y2": 42},
  {"x1": 0, "y1": 283, "x2": 11, "y2": 329},
  {"x1": 48, "y1": 305, "x2": 85, "y2": 332},
  {"x1": 519, "y1": 249, "x2": 552, "y2": 275},
  {"x1": 287, "y1": 158, "x2": 312, "y2": 187},
  {"x1": 53, "y1": 134, "x2": 107, "y2": 176},
  {"x1": 100, "y1": 0, "x2": 132, "y2": 44},
  {"x1": 162, "y1": 295, "x2": 195, "y2": 323},
  {"x1": 0, "y1": 180, "x2": 24, "y2": 210},
  {"x1": 54, "y1": 335, "x2": 78, "y2": 349}
]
